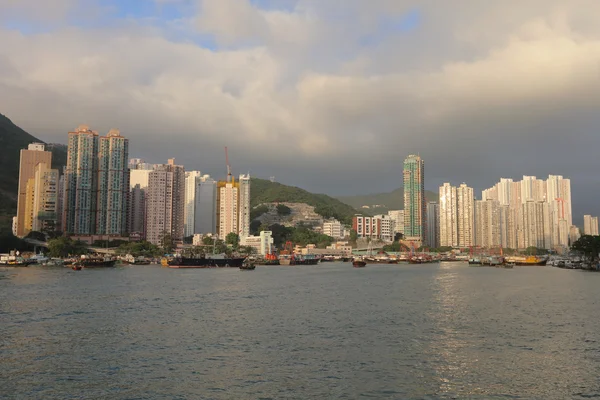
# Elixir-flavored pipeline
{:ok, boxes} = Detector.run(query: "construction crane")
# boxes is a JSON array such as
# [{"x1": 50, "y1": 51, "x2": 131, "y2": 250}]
[{"x1": 225, "y1": 146, "x2": 232, "y2": 183}]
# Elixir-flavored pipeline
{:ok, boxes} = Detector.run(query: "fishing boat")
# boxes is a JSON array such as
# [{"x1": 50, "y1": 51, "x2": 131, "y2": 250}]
[
  {"x1": 72, "y1": 264, "x2": 82, "y2": 271},
  {"x1": 468, "y1": 257, "x2": 482, "y2": 265},
  {"x1": 240, "y1": 261, "x2": 256, "y2": 270},
  {"x1": 78, "y1": 256, "x2": 117, "y2": 268},
  {"x1": 122, "y1": 254, "x2": 151, "y2": 265},
  {"x1": 352, "y1": 257, "x2": 367, "y2": 268},
  {"x1": 168, "y1": 254, "x2": 246, "y2": 268},
  {"x1": 514, "y1": 256, "x2": 547, "y2": 266}
]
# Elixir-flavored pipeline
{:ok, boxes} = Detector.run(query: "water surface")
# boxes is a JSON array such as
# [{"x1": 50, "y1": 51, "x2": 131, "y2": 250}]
[{"x1": 1, "y1": 263, "x2": 599, "y2": 399}]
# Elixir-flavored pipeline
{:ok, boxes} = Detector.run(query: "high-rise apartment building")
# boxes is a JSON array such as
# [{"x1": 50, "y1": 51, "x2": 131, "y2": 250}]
[
  {"x1": 184, "y1": 171, "x2": 203, "y2": 237},
  {"x1": 195, "y1": 176, "x2": 217, "y2": 235},
  {"x1": 403, "y1": 155, "x2": 425, "y2": 243},
  {"x1": 583, "y1": 215, "x2": 599, "y2": 236},
  {"x1": 96, "y1": 129, "x2": 129, "y2": 235},
  {"x1": 63, "y1": 126, "x2": 99, "y2": 235},
  {"x1": 31, "y1": 163, "x2": 59, "y2": 233},
  {"x1": 216, "y1": 174, "x2": 251, "y2": 239},
  {"x1": 481, "y1": 175, "x2": 573, "y2": 251},
  {"x1": 238, "y1": 174, "x2": 251, "y2": 239},
  {"x1": 439, "y1": 183, "x2": 458, "y2": 247},
  {"x1": 15, "y1": 143, "x2": 52, "y2": 237},
  {"x1": 426, "y1": 201, "x2": 439, "y2": 248},
  {"x1": 128, "y1": 164, "x2": 154, "y2": 240},
  {"x1": 475, "y1": 199, "x2": 501, "y2": 248},
  {"x1": 146, "y1": 159, "x2": 185, "y2": 245},
  {"x1": 63, "y1": 126, "x2": 129, "y2": 236},
  {"x1": 457, "y1": 183, "x2": 474, "y2": 247}
]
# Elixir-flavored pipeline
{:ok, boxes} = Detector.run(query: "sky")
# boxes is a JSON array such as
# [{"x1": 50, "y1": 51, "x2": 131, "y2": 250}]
[{"x1": 0, "y1": 0, "x2": 599, "y2": 222}]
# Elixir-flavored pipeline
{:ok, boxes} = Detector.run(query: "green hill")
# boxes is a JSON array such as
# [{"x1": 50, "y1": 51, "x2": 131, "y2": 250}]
[
  {"x1": 0, "y1": 113, "x2": 67, "y2": 232},
  {"x1": 250, "y1": 178, "x2": 361, "y2": 225},
  {"x1": 337, "y1": 188, "x2": 438, "y2": 214}
]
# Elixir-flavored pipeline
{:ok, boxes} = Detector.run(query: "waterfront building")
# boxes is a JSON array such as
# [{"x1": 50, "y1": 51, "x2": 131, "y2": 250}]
[
  {"x1": 387, "y1": 210, "x2": 404, "y2": 236},
  {"x1": 63, "y1": 126, "x2": 99, "y2": 235},
  {"x1": 426, "y1": 201, "x2": 439, "y2": 248},
  {"x1": 481, "y1": 175, "x2": 572, "y2": 250},
  {"x1": 322, "y1": 219, "x2": 343, "y2": 239},
  {"x1": 146, "y1": 159, "x2": 185, "y2": 245},
  {"x1": 96, "y1": 129, "x2": 129, "y2": 236},
  {"x1": 439, "y1": 183, "x2": 458, "y2": 247},
  {"x1": 403, "y1": 155, "x2": 426, "y2": 244},
  {"x1": 260, "y1": 231, "x2": 274, "y2": 255},
  {"x1": 352, "y1": 215, "x2": 380, "y2": 239},
  {"x1": 583, "y1": 215, "x2": 599, "y2": 236},
  {"x1": 184, "y1": 171, "x2": 203, "y2": 237},
  {"x1": 374, "y1": 214, "x2": 395, "y2": 242},
  {"x1": 15, "y1": 143, "x2": 52, "y2": 237}
]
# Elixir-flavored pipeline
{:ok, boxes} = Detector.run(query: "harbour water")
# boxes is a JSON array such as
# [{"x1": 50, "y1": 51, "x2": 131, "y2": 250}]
[{"x1": 1, "y1": 263, "x2": 599, "y2": 399}]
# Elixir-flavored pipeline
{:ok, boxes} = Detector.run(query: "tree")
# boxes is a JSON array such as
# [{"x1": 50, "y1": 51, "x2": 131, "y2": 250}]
[
  {"x1": 239, "y1": 246, "x2": 256, "y2": 255},
  {"x1": 571, "y1": 235, "x2": 600, "y2": 263},
  {"x1": 226, "y1": 232, "x2": 240, "y2": 248},
  {"x1": 276, "y1": 204, "x2": 292, "y2": 216},
  {"x1": 161, "y1": 233, "x2": 174, "y2": 254},
  {"x1": 350, "y1": 229, "x2": 358, "y2": 242},
  {"x1": 202, "y1": 236, "x2": 215, "y2": 246},
  {"x1": 183, "y1": 235, "x2": 194, "y2": 244},
  {"x1": 25, "y1": 231, "x2": 46, "y2": 242},
  {"x1": 47, "y1": 237, "x2": 88, "y2": 258}
]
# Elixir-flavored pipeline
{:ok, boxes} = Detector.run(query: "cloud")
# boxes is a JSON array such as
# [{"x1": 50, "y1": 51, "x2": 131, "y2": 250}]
[{"x1": 1, "y1": 0, "x2": 600, "y2": 220}]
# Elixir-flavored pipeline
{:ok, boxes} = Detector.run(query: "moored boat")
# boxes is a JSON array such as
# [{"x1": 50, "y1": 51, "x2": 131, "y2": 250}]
[
  {"x1": 352, "y1": 257, "x2": 367, "y2": 268},
  {"x1": 168, "y1": 255, "x2": 246, "y2": 268},
  {"x1": 514, "y1": 256, "x2": 547, "y2": 266}
]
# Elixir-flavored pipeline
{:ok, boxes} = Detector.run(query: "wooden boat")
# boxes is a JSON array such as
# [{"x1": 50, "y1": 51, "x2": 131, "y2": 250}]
[
  {"x1": 240, "y1": 262, "x2": 256, "y2": 270},
  {"x1": 72, "y1": 264, "x2": 82, "y2": 271},
  {"x1": 352, "y1": 258, "x2": 367, "y2": 268}
]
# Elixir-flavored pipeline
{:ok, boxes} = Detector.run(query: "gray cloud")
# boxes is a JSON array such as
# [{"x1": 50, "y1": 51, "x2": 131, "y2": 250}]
[{"x1": 0, "y1": 0, "x2": 599, "y2": 223}]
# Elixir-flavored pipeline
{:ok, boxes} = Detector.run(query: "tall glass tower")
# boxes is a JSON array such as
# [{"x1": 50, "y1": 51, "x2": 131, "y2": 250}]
[{"x1": 403, "y1": 155, "x2": 426, "y2": 243}]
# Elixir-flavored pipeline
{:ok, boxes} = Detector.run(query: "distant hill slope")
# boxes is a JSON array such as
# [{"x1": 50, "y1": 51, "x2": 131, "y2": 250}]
[
  {"x1": 337, "y1": 188, "x2": 438, "y2": 214},
  {"x1": 0, "y1": 113, "x2": 67, "y2": 232},
  {"x1": 251, "y1": 178, "x2": 361, "y2": 225}
]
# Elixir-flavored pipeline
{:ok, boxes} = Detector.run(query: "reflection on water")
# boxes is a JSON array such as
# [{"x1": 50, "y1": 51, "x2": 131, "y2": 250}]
[{"x1": 1, "y1": 263, "x2": 599, "y2": 399}]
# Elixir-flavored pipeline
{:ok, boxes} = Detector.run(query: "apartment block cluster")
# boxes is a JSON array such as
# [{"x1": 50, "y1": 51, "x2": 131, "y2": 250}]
[
  {"x1": 14, "y1": 126, "x2": 260, "y2": 250},
  {"x1": 437, "y1": 176, "x2": 594, "y2": 252}
]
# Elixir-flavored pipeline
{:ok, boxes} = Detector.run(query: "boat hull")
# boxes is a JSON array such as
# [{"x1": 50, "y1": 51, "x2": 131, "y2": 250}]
[
  {"x1": 168, "y1": 257, "x2": 246, "y2": 268},
  {"x1": 352, "y1": 261, "x2": 367, "y2": 268}
]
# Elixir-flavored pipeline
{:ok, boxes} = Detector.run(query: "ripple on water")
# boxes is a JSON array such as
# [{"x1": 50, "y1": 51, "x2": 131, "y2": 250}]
[{"x1": 0, "y1": 263, "x2": 599, "y2": 399}]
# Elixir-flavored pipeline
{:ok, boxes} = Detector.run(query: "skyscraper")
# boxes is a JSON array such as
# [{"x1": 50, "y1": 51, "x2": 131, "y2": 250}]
[
  {"x1": 128, "y1": 162, "x2": 154, "y2": 240},
  {"x1": 184, "y1": 171, "x2": 203, "y2": 237},
  {"x1": 216, "y1": 173, "x2": 251, "y2": 240},
  {"x1": 403, "y1": 155, "x2": 425, "y2": 243},
  {"x1": 63, "y1": 126, "x2": 99, "y2": 235},
  {"x1": 63, "y1": 126, "x2": 129, "y2": 236},
  {"x1": 146, "y1": 159, "x2": 185, "y2": 245},
  {"x1": 457, "y1": 183, "x2": 474, "y2": 247},
  {"x1": 475, "y1": 199, "x2": 500, "y2": 248},
  {"x1": 195, "y1": 176, "x2": 217, "y2": 235},
  {"x1": 15, "y1": 143, "x2": 52, "y2": 237},
  {"x1": 238, "y1": 174, "x2": 251, "y2": 239},
  {"x1": 439, "y1": 183, "x2": 458, "y2": 247},
  {"x1": 426, "y1": 201, "x2": 439, "y2": 248},
  {"x1": 96, "y1": 129, "x2": 129, "y2": 235},
  {"x1": 31, "y1": 163, "x2": 59, "y2": 233}
]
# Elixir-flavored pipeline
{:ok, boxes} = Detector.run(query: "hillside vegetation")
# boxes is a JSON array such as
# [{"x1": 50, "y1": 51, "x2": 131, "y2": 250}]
[
  {"x1": 250, "y1": 178, "x2": 360, "y2": 225},
  {"x1": 337, "y1": 187, "x2": 438, "y2": 213}
]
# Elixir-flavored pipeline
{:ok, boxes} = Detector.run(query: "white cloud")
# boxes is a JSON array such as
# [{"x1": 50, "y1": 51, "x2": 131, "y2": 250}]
[{"x1": 1, "y1": 0, "x2": 600, "y2": 216}]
